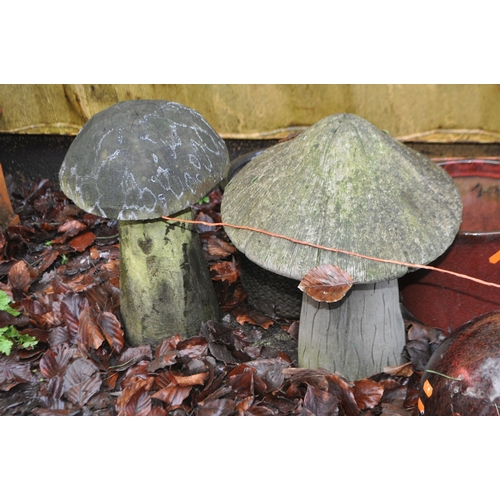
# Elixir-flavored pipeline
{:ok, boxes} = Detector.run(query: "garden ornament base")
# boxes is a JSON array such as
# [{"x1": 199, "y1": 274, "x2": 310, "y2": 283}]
[{"x1": 222, "y1": 113, "x2": 462, "y2": 381}]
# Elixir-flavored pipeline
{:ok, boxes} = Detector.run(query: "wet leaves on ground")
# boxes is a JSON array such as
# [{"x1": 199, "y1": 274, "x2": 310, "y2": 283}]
[{"x1": 0, "y1": 181, "x2": 441, "y2": 416}]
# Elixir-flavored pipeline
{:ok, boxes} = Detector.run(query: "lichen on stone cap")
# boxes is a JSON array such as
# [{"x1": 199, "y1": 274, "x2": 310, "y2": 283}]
[
  {"x1": 221, "y1": 113, "x2": 462, "y2": 283},
  {"x1": 60, "y1": 100, "x2": 230, "y2": 220}
]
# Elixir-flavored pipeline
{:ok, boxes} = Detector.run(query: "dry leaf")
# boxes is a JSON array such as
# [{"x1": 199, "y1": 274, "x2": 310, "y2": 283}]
[
  {"x1": 382, "y1": 362, "x2": 414, "y2": 377},
  {"x1": 194, "y1": 212, "x2": 216, "y2": 233},
  {"x1": 63, "y1": 358, "x2": 102, "y2": 407},
  {"x1": 152, "y1": 385, "x2": 192, "y2": 406},
  {"x1": 303, "y1": 384, "x2": 340, "y2": 416},
  {"x1": 299, "y1": 264, "x2": 353, "y2": 302},
  {"x1": 207, "y1": 236, "x2": 237, "y2": 257},
  {"x1": 353, "y1": 378, "x2": 384, "y2": 410},
  {"x1": 58, "y1": 219, "x2": 87, "y2": 236},
  {"x1": 0, "y1": 355, "x2": 32, "y2": 390},
  {"x1": 39, "y1": 343, "x2": 74, "y2": 379},
  {"x1": 232, "y1": 304, "x2": 274, "y2": 329},
  {"x1": 120, "y1": 386, "x2": 152, "y2": 416},
  {"x1": 210, "y1": 261, "x2": 240, "y2": 283},
  {"x1": 171, "y1": 371, "x2": 208, "y2": 387},
  {"x1": 97, "y1": 311, "x2": 125, "y2": 354},
  {"x1": 69, "y1": 231, "x2": 97, "y2": 252},
  {"x1": 196, "y1": 398, "x2": 236, "y2": 416},
  {"x1": 78, "y1": 307, "x2": 105, "y2": 350},
  {"x1": 8, "y1": 259, "x2": 36, "y2": 294},
  {"x1": 116, "y1": 374, "x2": 155, "y2": 415}
]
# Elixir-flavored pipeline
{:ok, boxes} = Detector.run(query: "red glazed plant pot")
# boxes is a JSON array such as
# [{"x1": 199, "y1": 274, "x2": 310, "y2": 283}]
[{"x1": 400, "y1": 159, "x2": 500, "y2": 333}]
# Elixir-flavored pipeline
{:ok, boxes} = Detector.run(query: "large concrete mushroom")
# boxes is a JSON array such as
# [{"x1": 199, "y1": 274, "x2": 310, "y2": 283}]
[
  {"x1": 221, "y1": 113, "x2": 462, "y2": 380},
  {"x1": 60, "y1": 100, "x2": 229, "y2": 346}
]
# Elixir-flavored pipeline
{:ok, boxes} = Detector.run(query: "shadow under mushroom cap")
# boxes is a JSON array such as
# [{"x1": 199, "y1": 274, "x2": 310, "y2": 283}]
[
  {"x1": 60, "y1": 100, "x2": 230, "y2": 220},
  {"x1": 221, "y1": 113, "x2": 463, "y2": 283}
]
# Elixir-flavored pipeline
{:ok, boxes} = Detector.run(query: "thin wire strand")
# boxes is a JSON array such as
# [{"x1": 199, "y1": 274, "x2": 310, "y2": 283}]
[{"x1": 162, "y1": 215, "x2": 500, "y2": 290}]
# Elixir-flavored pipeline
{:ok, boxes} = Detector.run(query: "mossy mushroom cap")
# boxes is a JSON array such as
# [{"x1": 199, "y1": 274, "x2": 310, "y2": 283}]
[
  {"x1": 59, "y1": 100, "x2": 230, "y2": 220},
  {"x1": 221, "y1": 113, "x2": 463, "y2": 283}
]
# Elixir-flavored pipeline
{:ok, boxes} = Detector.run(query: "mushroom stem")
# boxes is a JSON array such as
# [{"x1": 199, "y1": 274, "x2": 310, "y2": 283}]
[
  {"x1": 118, "y1": 209, "x2": 220, "y2": 346},
  {"x1": 297, "y1": 279, "x2": 406, "y2": 381}
]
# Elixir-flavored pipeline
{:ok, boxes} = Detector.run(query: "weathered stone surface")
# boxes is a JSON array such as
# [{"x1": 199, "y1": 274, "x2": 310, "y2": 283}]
[
  {"x1": 119, "y1": 212, "x2": 220, "y2": 346},
  {"x1": 59, "y1": 100, "x2": 227, "y2": 345},
  {"x1": 60, "y1": 100, "x2": 230, "y2": 220},
  {"x1": 221, "y1": 113, "x2": 462, "y2": 283},
  {"x1": 222, "y1": 113, "x2": 462, "y2": 380},
  {"x1": 298, "y1": 280, "x2": 405, "y2": 380}
]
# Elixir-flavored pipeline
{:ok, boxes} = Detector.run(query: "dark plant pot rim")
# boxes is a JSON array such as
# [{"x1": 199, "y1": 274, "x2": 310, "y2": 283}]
[{"x1": 438, "y1": 158, "x2": 500, "y2": 237}]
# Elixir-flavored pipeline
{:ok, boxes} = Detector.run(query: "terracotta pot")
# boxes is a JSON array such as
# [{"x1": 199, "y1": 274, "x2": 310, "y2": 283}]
[{"x1": 400, "y1": 159, "x2": 500, "y2": 333}]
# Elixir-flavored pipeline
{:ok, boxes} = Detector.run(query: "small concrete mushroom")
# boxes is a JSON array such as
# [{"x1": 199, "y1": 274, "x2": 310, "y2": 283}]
[
  {"x1": 60, "y1": 100, "x2": 229, "y2": 346},
  {"x1": 221, "y1": 113, "x2": 462, "y2": 380}
]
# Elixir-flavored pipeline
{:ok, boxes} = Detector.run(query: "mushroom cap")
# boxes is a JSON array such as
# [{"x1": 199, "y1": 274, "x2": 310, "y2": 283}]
[
  {"x1": 221, "y1": 113, "x2": 462, "y2": 283},
  {"x1": 59, "y1": 100, "x2": 230, "y2": 220}
]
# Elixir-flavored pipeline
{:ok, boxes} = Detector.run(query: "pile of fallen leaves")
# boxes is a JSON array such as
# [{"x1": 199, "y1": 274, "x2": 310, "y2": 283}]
[{"x1": 0, "y1": 179, "x2": 445, "y2": 415}]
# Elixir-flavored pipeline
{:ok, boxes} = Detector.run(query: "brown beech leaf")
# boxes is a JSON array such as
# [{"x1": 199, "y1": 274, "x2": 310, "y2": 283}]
[
  {"x1": 0, "y1": 354, "x2": 32, "y2": 390},
  {"x1": 39, "y1": 343, "x2": 74, "y2": 379},
  {"x1": 152, "y1": 385, "x2": 192, "y2": 406},
  {"x1": 177, "y1": 336, "x2": 209, "y2": 359},
  {"x1": 115, "y1": 374, "x2": 154, "y2": 414},
  {"x1": 284, "y1": 320, "x2": 300, "y2": 341},
  {"x1": 21, "y1": 297, "x2": 47, "y2": 317},
  {"x1": 0, "y1": 310, "x2": 28, "y2": 328},
  {"x1": 116, "y1": 376, "x2": 154, "y2": 414},
  {"x1": 97, "y1": 311, "x2": 125, "y2": 354},
  {"x1": 353, "y1": 378, "x2": 384, "y2": 410},
  {"x1": 298, "y1": 264, "x2": 353, "y2": 303},
  {"x1": 210, "y1": 261, "x2": 239, "y2": 283},
  {"x1": 206, "y1": 236, "x2": 237, "y2": 257},
  {"x1": 78, "y1": 307, "x2": 105, "y2": 350},
  {"x1": 154, "y1": 335, "x2": 182, "y2": 358},
  {"x1": 116, "y1": 346, "x2": 152, "y2": 371},
  {"x1": 49, "y1": 326, "x2": 73, "y2": 346},
  {"x1": 324, "y1": 372, "x2": 360, "y2": 416},
  {"x1": 406, "y1": 320, "x2": 443, "y2": 343},
  {"x1": 40, "y1": 375, "x2": 65, "y2": 410},
  {"x1": 148, "y1": 352, "x2": 179, "y2": 372},
  {"x1": 120, "y1": 385, "x2": 152, "y2": 416},
  {"x1": 63, "y1": 358, "x2": 102, "y2": 407},
  {"x1": 149, "y1": 406, "x2": 167, "y2": 416},
  {"x1": 57, "y1": 219, "x2": 87, "y2": 237},
  {"x1": 303, "y1": 384, "x2": 340, "y2": 416},
  {"x1": 171, "y1": 371, "x2": 209, "y2": 387},
  {"x1": 220, "y1": 282, "x2": 247, "y2": 311},
  {"x1": 382, "y1": 361, "x2": 414, "y2": 377},
  {"x1": 61, "y1": 292, "x2": 89, "y2": 337},
  {"x1": 194, "y1": 212, "x2": 216, "y2": 233},
  {"x1": 196, "y1": 398, "x2": 236, "y2": 416},
  {"x1": 8, "y1": 259, "x2": 36, "y2": 294},
  {"x1": 236, "y1": 395, "x2": 254, "y2": 414},
  {"x1": 207, "y1": 342, "x2": 240, "y2": 364},
  {"x1": 89, "y1": 246, "x2": 100, "y2": 260},
  {"x1": 228, "y1": 366, "x2": 256, "y2": 400},
  {"x1": 69, "y1": 231, "x2": 97, "y2": 252},
  {"x1": 243, "y1": 405, "x2": 278, "y2": 416},
  {"x1": 36, "y1": 247, "x2": 59, "y2": 273},
  {"x1": 245, "y1": 357, "x2": 290, "y2": 393},
  {"x1": 232, "y1": 304, "x2": 274, "y2": 330}
]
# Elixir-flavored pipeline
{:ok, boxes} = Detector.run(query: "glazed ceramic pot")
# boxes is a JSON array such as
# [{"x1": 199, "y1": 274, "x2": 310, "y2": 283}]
[
  {"x1": 400, "y1": 159, "x2": 500, "y2": 333},
  {"x1": 417, "y1": 310, "x2": 500, "y2": 416}
]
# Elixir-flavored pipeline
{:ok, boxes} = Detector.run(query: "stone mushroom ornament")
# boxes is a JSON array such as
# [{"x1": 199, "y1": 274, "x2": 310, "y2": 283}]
[
  {"x1": 60, "y1": 100, "x2": 229, "y2": 346},
  {"x1": 221, "y1": 113, "x2": 462, "y2": 381}
]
